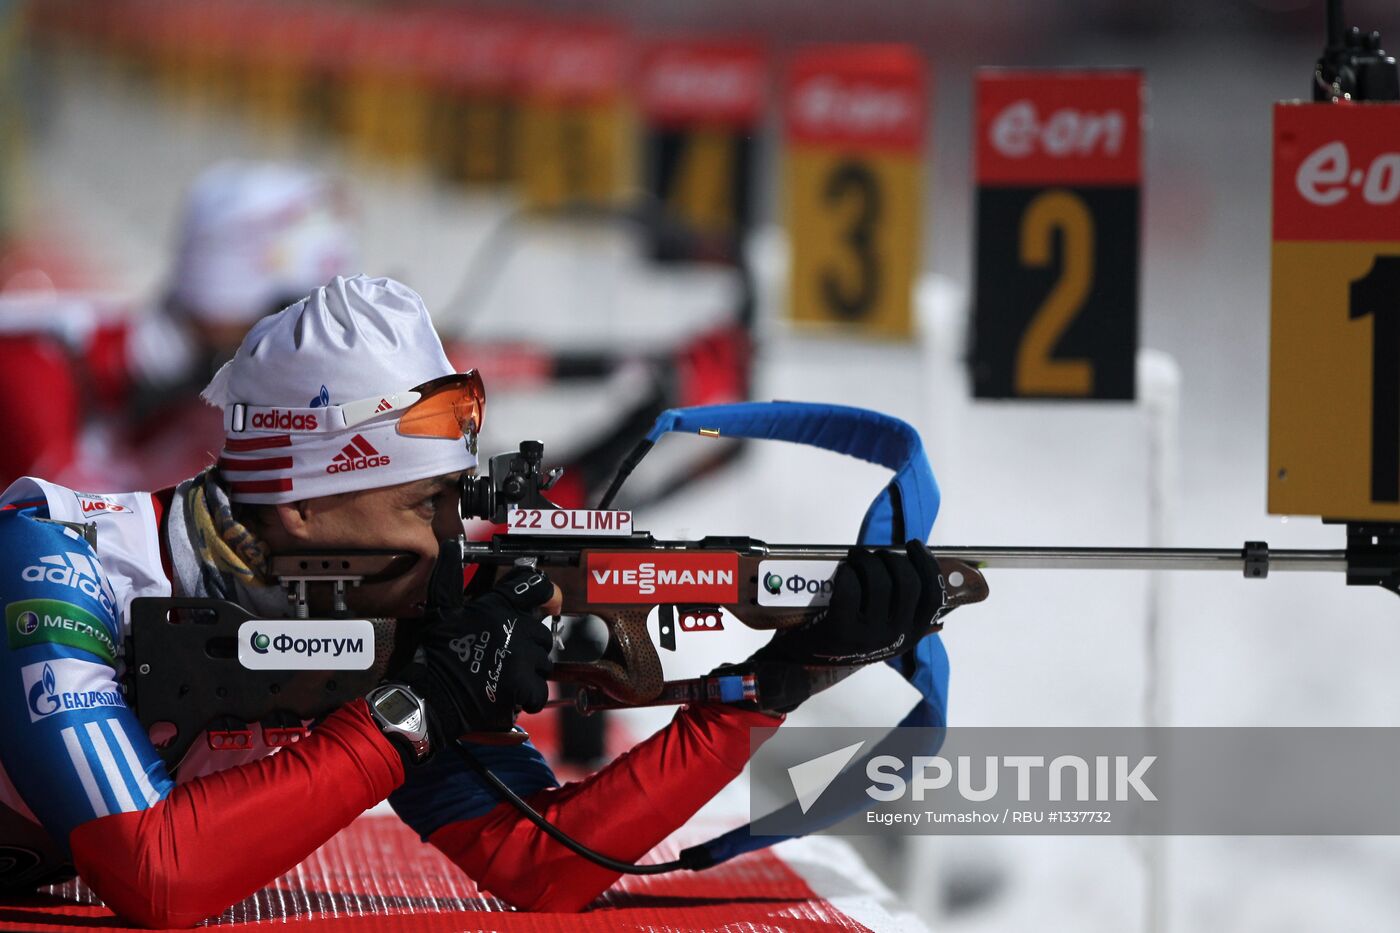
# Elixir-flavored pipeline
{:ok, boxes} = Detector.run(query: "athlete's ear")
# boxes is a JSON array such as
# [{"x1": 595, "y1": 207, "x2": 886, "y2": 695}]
[{"x1": 271, "y1": 500, "x2": 314, "y2": 542}]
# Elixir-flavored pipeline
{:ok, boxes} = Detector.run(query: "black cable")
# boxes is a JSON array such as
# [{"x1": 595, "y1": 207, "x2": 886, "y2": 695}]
[
  {"x1": 453, "y1": 741, "x2": 709, "y2": 875},
  {"x1": 596, "y1": 439, "x2": 653, "y2": 510},
  {"x1": 440, "y1": 194, "x2": 743, "y2": 336}
]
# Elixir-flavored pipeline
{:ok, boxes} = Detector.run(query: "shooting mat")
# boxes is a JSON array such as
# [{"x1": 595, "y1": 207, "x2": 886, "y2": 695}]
[{"x1": 0, "y1": 814, "x2": 923, "y2": 932}]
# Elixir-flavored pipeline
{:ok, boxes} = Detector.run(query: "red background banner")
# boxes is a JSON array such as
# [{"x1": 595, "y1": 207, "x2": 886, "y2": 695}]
[
  {"x1": 784, "y1": 44, "x2": 925, "y2": 153},
  {"x1": 1272, "y1": 101, "x2": 1400, "y2": 242},
  {"x1": 638, "y1": 40, "x2": 766, "y2": 128},
  {"x1": 976, "y1": 70, "x2": 1143, "y2": 186}
]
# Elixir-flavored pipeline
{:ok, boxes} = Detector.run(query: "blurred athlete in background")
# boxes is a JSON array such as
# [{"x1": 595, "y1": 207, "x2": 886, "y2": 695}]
[{"x1": 0, "y1": 160, "x2": 354, "y2": 492}]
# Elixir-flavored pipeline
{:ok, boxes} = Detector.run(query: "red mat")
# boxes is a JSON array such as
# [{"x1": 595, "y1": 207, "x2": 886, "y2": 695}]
[{"x1": 0, "y1": 815, "x2": 871, "y2": 932}]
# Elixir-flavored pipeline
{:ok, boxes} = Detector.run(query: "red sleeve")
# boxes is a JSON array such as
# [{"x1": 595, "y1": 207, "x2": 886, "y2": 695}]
[
  {"x1": 68, "y1": 700, "x2": 404, "y2": 929},
  {"x1": 427, "y1": 704, "x2": 782, "y2": 912},
  {"x1": 83, "y1": 321, "x2": 134, "y2": 406},
  {"x1": 0, "y1": 334, "x2": 81, "y2": 487}
]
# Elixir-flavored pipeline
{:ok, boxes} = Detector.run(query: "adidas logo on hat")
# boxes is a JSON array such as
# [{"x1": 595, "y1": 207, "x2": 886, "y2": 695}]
[{"x1": 326, "y1": 435, "x2": 392, "y2": 474}]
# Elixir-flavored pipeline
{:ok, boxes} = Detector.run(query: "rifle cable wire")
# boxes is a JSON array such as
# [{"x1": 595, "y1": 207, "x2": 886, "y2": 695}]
[{"x1": 453, "y1": 742, "x2": 707, "y2": 875}]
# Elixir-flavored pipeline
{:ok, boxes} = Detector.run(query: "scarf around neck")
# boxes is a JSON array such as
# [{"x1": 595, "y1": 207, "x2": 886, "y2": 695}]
[{"x1": 167, "y1": 468, "x2": 288, "y2": 619}]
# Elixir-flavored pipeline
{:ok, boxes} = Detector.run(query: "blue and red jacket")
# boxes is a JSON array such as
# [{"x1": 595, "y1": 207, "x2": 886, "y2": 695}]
[{"x1": 0, "y1": 478, "x2": 777, "y2": 926}]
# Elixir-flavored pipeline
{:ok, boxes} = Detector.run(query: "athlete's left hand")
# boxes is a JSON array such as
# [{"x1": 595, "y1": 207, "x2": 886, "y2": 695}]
[{"x1": 753, "y1": 540, "x2": 947, "y2": 668}]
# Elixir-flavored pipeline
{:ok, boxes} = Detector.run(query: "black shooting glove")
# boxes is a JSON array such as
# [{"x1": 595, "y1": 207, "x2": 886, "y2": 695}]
[
  {"x1": 397, "y1": 540, "x2": 555, "y2": 744},
  {"x1": 753, "y1": 540, "x2": 947, "y2": 669}
]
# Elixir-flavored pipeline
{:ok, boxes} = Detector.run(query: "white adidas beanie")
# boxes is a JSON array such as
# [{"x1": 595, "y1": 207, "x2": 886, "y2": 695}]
[
  {"x1": 202, "y1": 275, "x2": 477, "y2": 503},
  {"x1": 170, "y1": 161, "x2": 355, "y2": 325}
]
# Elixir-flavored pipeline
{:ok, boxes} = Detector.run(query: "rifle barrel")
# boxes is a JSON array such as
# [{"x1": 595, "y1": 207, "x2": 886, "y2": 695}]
[
  {"x1": 466, "y1": 538, "x2": 1349, "y2": 574},
  {"x1": 765, "y1": 545, "x2": 1347, "y2": 573}
]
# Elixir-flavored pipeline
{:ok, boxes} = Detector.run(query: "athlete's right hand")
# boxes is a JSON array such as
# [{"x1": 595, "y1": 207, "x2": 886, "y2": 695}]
[{"x1": 398, "y1": 540, "x2": 556, "y2": 742}]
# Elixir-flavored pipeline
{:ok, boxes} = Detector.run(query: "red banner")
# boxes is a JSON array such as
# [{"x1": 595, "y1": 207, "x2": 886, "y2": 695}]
[
  {"x1": 1273, "y1": 101, "x2": 1400, "y2": 242},
  {"x1": 586, "y1": 552, "x2": 739, "y2": 604},
  {"x1": 784, "y1": 44, "x2": 925, "y2": 153},
  {"x1": 976, "y1": 70, "x2": 1142, "y2": 186},
  {"x1": 425, "y1": 11, "x2": 530, "y2": 93},
  {"x1": 521, "y1": 23, "x2": 628, "y2": 105},
  {"x1": 638, "y1": 40, "x2": 766, "y2": 128}
]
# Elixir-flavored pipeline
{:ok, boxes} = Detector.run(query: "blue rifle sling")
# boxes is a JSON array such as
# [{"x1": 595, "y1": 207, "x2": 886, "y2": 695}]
[{"x1": 640, "y1": 402, "x2": 950, "y2": 866}]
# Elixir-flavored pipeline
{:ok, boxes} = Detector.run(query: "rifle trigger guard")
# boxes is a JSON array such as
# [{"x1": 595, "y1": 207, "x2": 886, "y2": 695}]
[{"x1": 551, "y1": 608, "x2": 665, "y2": 705}]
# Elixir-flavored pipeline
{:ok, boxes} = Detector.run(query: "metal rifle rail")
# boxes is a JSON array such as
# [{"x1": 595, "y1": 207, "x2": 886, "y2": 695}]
[
  {"x1": 893, "y1": 545, "x2": 1347, "y2": 574},
  {"x1": 462, "y1": 538, "x2": 1348, "y2": 575}
]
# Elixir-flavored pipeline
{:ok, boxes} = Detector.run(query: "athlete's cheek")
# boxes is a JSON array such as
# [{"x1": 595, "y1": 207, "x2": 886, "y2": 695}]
[{"x1": 392, "y1": 519, "x2": 442, "y2": 575}]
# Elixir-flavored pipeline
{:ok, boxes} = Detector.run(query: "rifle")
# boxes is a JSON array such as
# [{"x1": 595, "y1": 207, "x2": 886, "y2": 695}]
[{"x1": 456, "y1": 440, "x2": 989, "y2": 717}]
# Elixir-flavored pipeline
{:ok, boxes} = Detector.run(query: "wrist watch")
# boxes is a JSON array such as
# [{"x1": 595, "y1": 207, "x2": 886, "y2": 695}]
[{"x1": 365, "y1": 683, "x2": 431, "y2": 763}]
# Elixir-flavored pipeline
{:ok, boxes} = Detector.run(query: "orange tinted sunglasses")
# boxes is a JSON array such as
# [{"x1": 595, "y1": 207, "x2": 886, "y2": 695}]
[{"x1": 395, "y1": 371, "x2": 486, "y2": 440}]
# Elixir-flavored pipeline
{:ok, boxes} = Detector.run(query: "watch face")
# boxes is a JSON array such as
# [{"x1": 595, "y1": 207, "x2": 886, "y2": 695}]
[{"x1": 375, "y1": 689, "x2": 417, "y2": 724}]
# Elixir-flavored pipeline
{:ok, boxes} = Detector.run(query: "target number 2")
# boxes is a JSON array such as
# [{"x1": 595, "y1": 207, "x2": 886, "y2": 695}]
[{"x1": 1014, "y1": 190, "x2": 1095, "y2": 396}]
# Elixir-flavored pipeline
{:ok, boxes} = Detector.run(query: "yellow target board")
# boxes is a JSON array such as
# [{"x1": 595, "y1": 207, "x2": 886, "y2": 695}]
[
  {"x1": 637, "y1": 40, "x2": 765, "y2": 262},
  {"x1": 342, "y1": 16, "x2": 434, "y2": 167},
  {"x1": 784, "y1": 46, "x2": 925, "y2": 339},
  {"x1": 242, "y1": 8, "x2": 311, "y2": 134},
  {"x1": 425, "y1": 13, "x2": 526, "y2": 186},
  {"x1": 1269, "y1": 102, "x2": 1400, "y2": 520},
  {"x1": 516, "y1": 26, "x2": 630, "y2": 212}
]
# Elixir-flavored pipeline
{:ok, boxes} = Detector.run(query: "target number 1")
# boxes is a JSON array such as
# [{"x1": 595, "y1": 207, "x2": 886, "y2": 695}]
[
  {"x1": 1267, "y1": 103, "x2": 1400, "y2": 520},
  {"x1": 1351, "y1": 255, "x2": 1400, "y2": 503}
]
